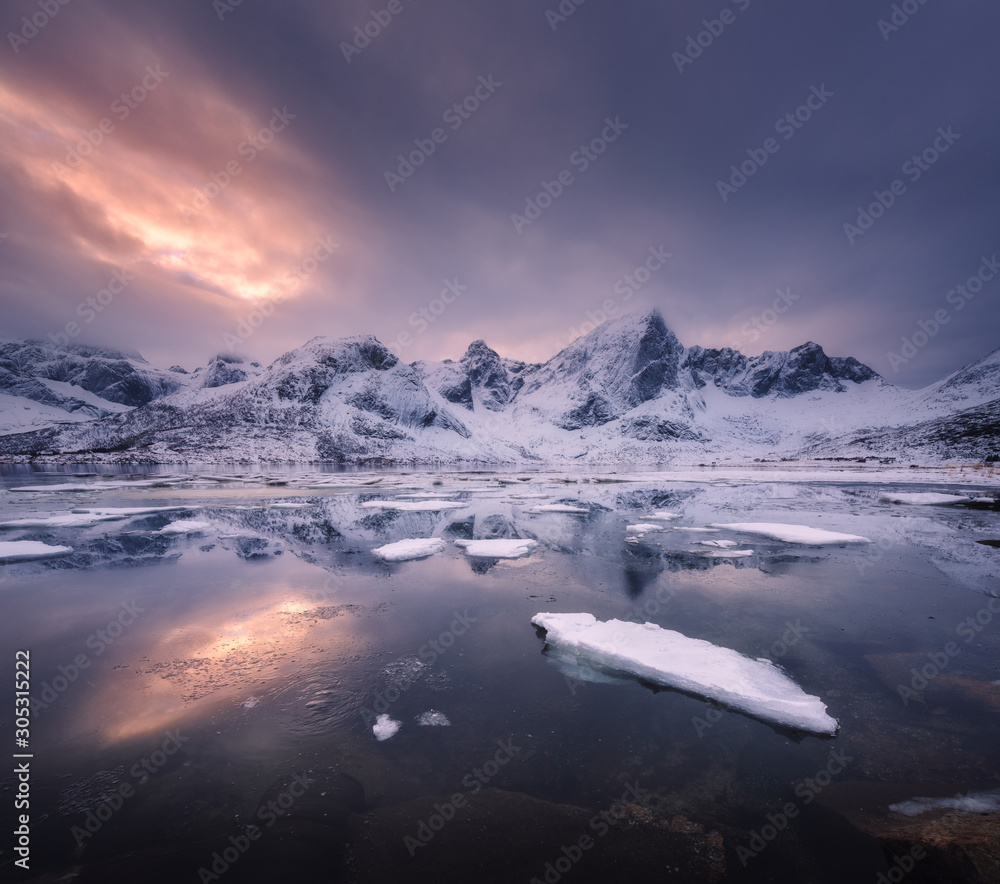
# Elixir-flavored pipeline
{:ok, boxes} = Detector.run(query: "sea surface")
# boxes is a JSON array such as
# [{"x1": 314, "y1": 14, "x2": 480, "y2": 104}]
[{"x1": 0, "y1": 464, "x2": 998, "y2": 882}]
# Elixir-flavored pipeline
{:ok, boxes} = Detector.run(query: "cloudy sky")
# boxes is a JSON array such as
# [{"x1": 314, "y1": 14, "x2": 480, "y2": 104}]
[{"x1": 1, "y1": 0, "x2": 997, "y2": 388}]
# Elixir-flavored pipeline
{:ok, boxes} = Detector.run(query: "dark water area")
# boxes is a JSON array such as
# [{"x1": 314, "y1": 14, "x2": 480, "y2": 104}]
[{"x1": 0, "y1": 466, "x2": 998, "y2": 882}]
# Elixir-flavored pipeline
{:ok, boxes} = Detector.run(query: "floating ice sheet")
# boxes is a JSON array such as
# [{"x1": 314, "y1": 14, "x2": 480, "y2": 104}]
[
  {"x1": 417, "y1": 710, "x2": 451, "y2": 726},
  {"x1": 372, "y1": 538, "x2": 445, "y2": 562},
  {"x1": 0, "y1": 540, "x2": 73, "y2": 561},
  {"x1": 360, "y1": 500, "x2": 467, "y2": 512},
  {"x1": 526, "y1": 504, "x2": 589, "y2": 514},
  {"x1": 454, "y1": 538, "x2": 538, "y2": 558},
  {"x1": 158, "y1": 520, "x2": 211, "y2": 535},
  {"x1": 709, "y1": 522, "x2": 872, "y2": 545},
  {"x1": 531, "y1": 613, "x2": 838, "y2": 735},
  {"x1": 0, "y1": 506, "x2": 188, "y2": 529},
  {"x1": 373, "y1": 714, "x2": 401, "y2": 741},
  {"x1": 890, "y1": 789, "x2": 1000, "y2": 817},
  {"x1": 879, "y1": 492, "x2": 970, "y2": 506}
]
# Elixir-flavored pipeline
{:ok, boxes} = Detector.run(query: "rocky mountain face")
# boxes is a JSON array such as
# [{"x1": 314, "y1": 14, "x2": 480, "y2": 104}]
[{"x1": 0, "y1": 310, "x2": 995, "y2": 463}]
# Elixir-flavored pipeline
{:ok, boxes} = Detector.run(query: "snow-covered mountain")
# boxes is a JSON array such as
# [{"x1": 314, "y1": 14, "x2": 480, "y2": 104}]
[{"x1": 0, "y1": 311, "x2": 996, "y2": 464}]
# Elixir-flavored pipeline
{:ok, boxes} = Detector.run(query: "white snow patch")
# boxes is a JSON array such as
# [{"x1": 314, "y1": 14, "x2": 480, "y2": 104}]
[
  {"x1": 158, "y1": 520, "x2": 211, "y2": 535},
  {"x1": 526, "y1": 504, "x2": 589, "y2": 514},
  {"x1": 454, "y1": 538, "x2": 538, "y2": 558},
  {"x1": 890, "y1": 789, "x2": 1000, "y2": 817},
  {"x1": 0, "y1": 506, "x2": 188, "y2": 529},
  {"x1": 360, "y1": 500, "x2": 467, "y2": 512},
  {"x1": 710, "y1": 522, "x2": 872, "y2": 545},
  {"x1": 0, "y1": 540, "x2": 73, "y2": 561},
  {"x1": 417, "y1": 710, "x2": 451, "y2": 727},
  {"x1": 880, "y1": 492, "x2": 970, "y2": 506},
  {"x1": 372, "y1": 538, "x2": 445, "y2": 562},
  {"x1": 531, "y1": 613, "x2": 837, "y2": 735},
  {"x1": 373, "y1": 714, "x2": 401, "y2": 741}
]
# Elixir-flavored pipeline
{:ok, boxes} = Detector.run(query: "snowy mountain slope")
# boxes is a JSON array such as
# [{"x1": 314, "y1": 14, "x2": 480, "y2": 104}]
[{"x1": 0, "y1": 309, "x2": 995, "y2": 464}]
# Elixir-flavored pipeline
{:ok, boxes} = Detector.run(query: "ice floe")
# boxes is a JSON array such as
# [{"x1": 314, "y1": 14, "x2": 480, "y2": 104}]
[
  {"x1": 890, "y1": 789, "x2": 1000, "y2": 817},
  {"x1": 625, "y1": 523, "x2": 670, "y2": 535},
  {"x1": 696, "y1": 539, "x2": 739, "y2": 548},
  {"x1": 645, "y1": 511, "x2": 682, "y2": 521},
  {"x1": 0, "y1": 506, "x2": 189, "y2": 529},
  {"x1": 158, "y1": 520, "x2": 211, "y2": 535},
  {"x1": 360, "y1": 500, "x2": 467, "y2": 512},
  {"x1": 880, "y1": 492, "x2": 970, "y2": 506},
  {"x1": 709, "y1": 522, "x2": 872, "y2": 545},
  {"x1": 526, "y1": 504, "x2": 589, "y2": 514},
  {"x1": 373, "y1": 714, "x2": 401, "y2": 741},
  {"x1": 372, "y1": 538, "x2": 445, "y2": 562},
  {"x1": 454, "y1": 538, "x2": 538, "y2": 558},
  {"x1": 0, "y1": 540, "x2": 73, "y2": 561},
  {"x1": 417, "y1": 710, "x2": 451, "y2": 726},
  {"x1": 531, "y1": 613, "x2": 838, "y2": 735}
]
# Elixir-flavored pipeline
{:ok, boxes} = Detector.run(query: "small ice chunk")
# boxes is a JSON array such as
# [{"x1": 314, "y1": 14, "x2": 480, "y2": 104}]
[
  {"x1": 360, "y1": 500, "x2": 467, "y2": 512},
  {"x1": 242, "y1": 697, "x2": 259, "y2": 709},
  {"x1": 709, "y1": 522, "x2": 872, "y2": 545},
  {"x1": 373, "y1": 714, "x2": 401, "y2": 741},
  {"x1": 890, "y1": 789, "x2": 1000, "y2": 817},
  {"x1": 158, "y1": 520, "x2": 211, "y2": 535},
  {"x1": 625, "y1": 523, "x2": 669, "y2": 535},
  {"x1": 645, "y1": 511, "x2": 682, "y2": 521},
  {"x1": 701, "y1": 549, "x2": 755, "y2": 558},
  {"x1": 880, "y1": 492, "x2": 970, "y2": 506},
  {"x1": 372, "y1": 538, "x2": 445, "y2": 562},
  {"x1": 527, "y1": 504, "x2": 589, "y2": 514},
  {"x1": 0, "y1": 540, "x2": 73, "y2": 561},
  {"x1": 696, "y1": 539, "x2": 739, "y2": 548},
  {"x1": 531, "y1": 613, "x2": 837, "y2": 735},
  {"x1": 417, "y1": 710, "x2": 451, "y2": 727},
  {"x1": 454, "y1": 538, "x2": 538, "y2": 558}
]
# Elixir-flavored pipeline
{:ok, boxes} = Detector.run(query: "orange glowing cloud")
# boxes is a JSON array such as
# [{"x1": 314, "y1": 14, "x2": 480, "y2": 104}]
[{"x1": 0, "y1": 39, "x2": 340, "y2": 309}]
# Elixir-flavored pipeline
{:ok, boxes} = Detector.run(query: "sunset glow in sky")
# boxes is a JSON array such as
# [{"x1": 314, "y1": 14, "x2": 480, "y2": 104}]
[{"x1": 1, "y1": 0, "x2": 998, "y2": 387}]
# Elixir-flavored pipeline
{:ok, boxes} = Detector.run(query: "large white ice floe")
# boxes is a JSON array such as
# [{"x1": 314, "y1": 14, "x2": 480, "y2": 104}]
[
  {"x1": 158, "y1": 520, "x2": 211, "y2": 535},
  {"x1": 526, "y1": 504, "x2": 589, "y2": 514},
  {"x1": 0, "y1": 506, "x2": 189, "y2": 529},
  {"x1": 889, "y1": 789, "x2": 1000, "y2": 817},
  {"x1": 454, "y1": 538, "x2": 538, "y2": 558},
  {"x1": 373, "y1": 714, "x2": 401, "y2": 741},
  {"x1": 359, "y1": 500, "x2": 467, "y2": 512},
  {"x1": 879, "y1": 492, "x2": 970, "y2": 506},
  {"x1": 709, "y1": 522, "x2": 872, "y2": 545},
  {"x1": 0, "y1": 540, "x2": 73, "y2": 561},
  {"x1": 530, "y1": 613, "x2": 838, "y2": 735},
  {"x1": 372, "y1": 538, "x2": 445, "y2": 562}
]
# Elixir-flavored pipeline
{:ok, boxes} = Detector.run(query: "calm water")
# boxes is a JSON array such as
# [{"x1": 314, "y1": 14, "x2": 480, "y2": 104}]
[{"x1": 0, "y1": 465, "x2": 998, "y2": 882}]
